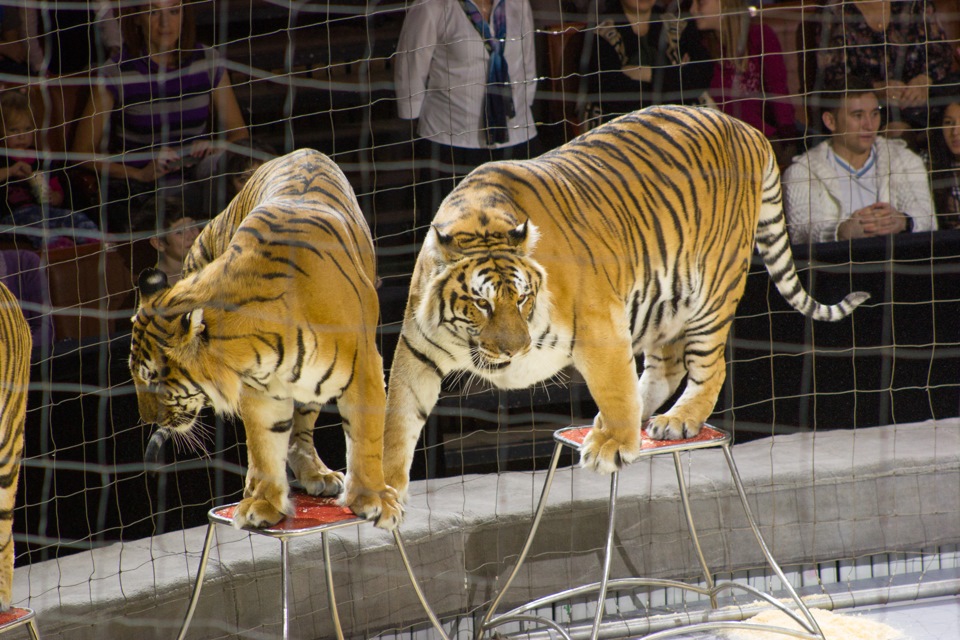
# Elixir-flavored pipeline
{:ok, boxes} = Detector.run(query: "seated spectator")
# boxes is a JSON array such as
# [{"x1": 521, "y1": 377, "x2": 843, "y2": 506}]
[
  {"x1": 0, "y1": 91, "x2": 99, "y2": 249},
  {"x1": 811, "y1": 0, "x2": 953, "y2": 137},
  {"x1": 224, "y1": 139, "x2": 278, "y2": 201},
  {"x1": 925, "y1": 79, "x2": 960, "y2": 231},
  {"x1": 24, "y1": 0, "x2": 121, "y2": 75},
  {"x1": 70, "y1": 0, "x2": 248, "y2": 232},
  {"x1": 128, "y1": 194, "x2": 203, "y2": 285},
  {"x1": 0, "y1": 249, "x2": 52, "y2": 349},
  {"x1": 580, "y1": 0, "x2": 713, "y2": 130},
  {"x1": 783, "y1": 79, "x2": 935, "y2": 244},
  {"x1": 691, "y1": 0, "x2": 796, "y2": 142},
  {"x1": 0, "y1": 6, "x2": 30, "y2": 87}
]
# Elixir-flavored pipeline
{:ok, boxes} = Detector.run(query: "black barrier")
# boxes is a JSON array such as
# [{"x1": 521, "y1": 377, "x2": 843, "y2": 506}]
[{"x1": 16, "y1": 231, "x2": 960, "y2": 560}]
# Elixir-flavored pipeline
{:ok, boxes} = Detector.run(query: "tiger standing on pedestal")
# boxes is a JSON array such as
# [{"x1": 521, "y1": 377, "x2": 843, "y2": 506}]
[
  {"x1": 0, "y1": 282, "x2": 30, "y2": 610},
  {"x1": 130, "y1": 149, "x2": 401, "y2": 529},
  {"x1": 383, "y1": 105, "x2": 869, "y2": 504}
]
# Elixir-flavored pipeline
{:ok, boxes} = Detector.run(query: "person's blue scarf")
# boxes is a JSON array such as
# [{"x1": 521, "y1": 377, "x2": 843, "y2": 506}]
[{"x1": 463, "y1": 0, "x2": 515, "y2": 145}]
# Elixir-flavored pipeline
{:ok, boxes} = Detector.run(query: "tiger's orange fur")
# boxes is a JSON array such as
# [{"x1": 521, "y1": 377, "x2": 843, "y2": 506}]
[
  {"x1": 130, "y1": 149, "x2": 401, "y2": 529},
  {"x1": 0, "y1": 282, "x2": 30, "y2": 609},
  {"x1": 383, "y1": 106, "x2": 868, "y2": 503}
]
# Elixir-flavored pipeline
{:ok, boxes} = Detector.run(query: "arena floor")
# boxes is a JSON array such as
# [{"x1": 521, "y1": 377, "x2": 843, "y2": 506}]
[
  {"x1": 658, "y1": 595, "x2": 960, "y2": 639},
  {"x1": 849, "y1": 596, "x2": 960, "y2": 640}
]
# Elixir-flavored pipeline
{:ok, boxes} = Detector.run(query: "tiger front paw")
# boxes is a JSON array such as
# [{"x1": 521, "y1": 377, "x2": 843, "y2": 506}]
[
  {"x1": 580, "y1": 421, "x2": 641, "y2": 475},
  {"x1": 343, "y1": 478, "x2": 404, "y2": 530},
  {"x1": 232, "y1": 496, "x2": 287, "y2": 529},
  {"x1": 646, "y1": 413, "x2": 703, "y2": 441},
  {"x1": 299, "y1": 468, "x2": 345, "y2": 498}
]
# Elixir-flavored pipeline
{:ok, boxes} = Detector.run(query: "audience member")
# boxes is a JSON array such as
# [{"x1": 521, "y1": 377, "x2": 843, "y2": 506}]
[
  {"x1": 811, "y1": 0, "x2": 954, "y2": 136},
  {"x1": 128, "y1": 194, "x2": 203, "y2": 285},
  {"x1": 394, "y1": 0, "x2": 540, "y2": 219},
  {"x1": 580, "y1": 0, "x2": 713, "y2": 130},
  {"x1": 0, "y1": 91, "x2": 99, "y2": 249},
  {"x1": 691, "y1": 0, "x2": 796, "y2": 143},
  {"x1": 783, "y1": 79, "x2": 935, "y2": 244},
  {"x1": 926, "y1": 79, "x2": 960, "y2": 231},
  {"x1": 0, "y1": 5, "x2": 30, "y2": 86},
  {"x1": 71, "y1": 0, "x2": 248, "y2": 232},
  {"x1": 224, "y1": 139, "x2": 278, "y2": 201},
  {"x1": 24, "y1": 0, "x2": 121, "y2": 75},
  {"x1": 0, "y1": 249, "x2": 52, "y2": 348}
]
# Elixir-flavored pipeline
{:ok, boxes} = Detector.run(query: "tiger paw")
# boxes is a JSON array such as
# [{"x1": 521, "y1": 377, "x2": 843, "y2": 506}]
[
  {"x1": 343, "y1": 481, "x2": 404, "y2": 530},
  {"x1": 232, "y1": 496, "x2": 288, "y2": 529},
  {"x1": 647, "y1": 414, "x2": 703, "y2": 441},
  {"x1": 580, "y1": 426, "x2": 641, "y2": 475},
  {"x1": 299, "y1": 468, "x2": 345, "y2": 497}
]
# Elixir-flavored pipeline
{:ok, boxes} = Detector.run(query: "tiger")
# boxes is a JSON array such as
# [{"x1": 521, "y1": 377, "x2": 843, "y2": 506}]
[
  {"x1": 130, "y1": 149, "x2": 401, "y2": 530},
  {"x1": 0, "y1": 282, "x2": 31, "y2": 610},
  {"x1": 382, "y1": 105, "x2": 869, "y2": 503}
]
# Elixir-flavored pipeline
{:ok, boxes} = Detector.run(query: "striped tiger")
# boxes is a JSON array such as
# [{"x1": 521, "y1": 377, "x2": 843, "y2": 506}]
[
  {"x1": 130, "y1": 149, "x2": 401, "y2": 529},
  {"x1": 383, "y1": 105, "x2": 869, "y2": 501},
  {"x1": 0, "y1": 282, "x2": 30, "y2": 610}
]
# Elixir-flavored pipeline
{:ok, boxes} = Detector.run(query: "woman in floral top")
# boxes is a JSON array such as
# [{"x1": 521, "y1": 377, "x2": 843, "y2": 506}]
[{"x1": 812, "y1": 0, "x2": 954, "y2": 133}]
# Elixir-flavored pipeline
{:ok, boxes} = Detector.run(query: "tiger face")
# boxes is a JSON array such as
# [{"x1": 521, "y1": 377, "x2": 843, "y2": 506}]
[
  {"x1": 129, "y1": 270, "x2": 232, "y2": 447},
  {"x1": 417, "y1": 223, "x2": 546, "y2": 372}
]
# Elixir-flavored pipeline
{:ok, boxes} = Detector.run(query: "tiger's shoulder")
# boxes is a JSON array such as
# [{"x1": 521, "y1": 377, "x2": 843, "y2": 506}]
[{"x1": 185, "y1": 148, "x2": 368, "y2": 272}]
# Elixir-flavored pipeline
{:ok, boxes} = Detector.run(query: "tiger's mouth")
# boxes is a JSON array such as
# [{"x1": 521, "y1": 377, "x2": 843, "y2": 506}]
[{"x1": 470, "y1": 346, "x2": 515, "y2": 370}]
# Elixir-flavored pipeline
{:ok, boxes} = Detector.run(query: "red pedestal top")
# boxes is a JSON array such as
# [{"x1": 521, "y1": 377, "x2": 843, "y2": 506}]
[
  {"x1": 0, "y1": 607, "x2": 34, "y2": 628},
  {"x1": 556, "y1": 423, "x2": 728, "y2": 454},
  {"x1": 211, "y1": 492, "x2": 361, "y2": 534}
]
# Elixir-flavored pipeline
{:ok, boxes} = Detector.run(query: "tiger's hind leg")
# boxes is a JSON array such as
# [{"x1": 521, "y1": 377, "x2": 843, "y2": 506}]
[
  {"x1": 638, "y1": 341, "x2": 688, "y2": 423},
  {"x1": 234, "y1": 393, "x2": 295, "y2": 529},
  {"x1": 287, "y1": 406, "x2": 345, "y2": 497},
  {"x1": 647, "y1": 322, "x2": 731, "y2": 440}
]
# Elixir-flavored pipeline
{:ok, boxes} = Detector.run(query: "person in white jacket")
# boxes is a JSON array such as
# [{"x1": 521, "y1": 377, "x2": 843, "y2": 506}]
[
  {"x1": 783, "y1": 80, "x2": 936, "y2": 244},
  {"x1": 394, "y1": 0, "x2": 540, "y2": 218}
]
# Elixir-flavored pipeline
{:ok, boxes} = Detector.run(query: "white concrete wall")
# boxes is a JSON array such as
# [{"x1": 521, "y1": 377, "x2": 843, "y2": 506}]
[{"x1": 12, "y1": 420, "x2": 960, "y2": 639}]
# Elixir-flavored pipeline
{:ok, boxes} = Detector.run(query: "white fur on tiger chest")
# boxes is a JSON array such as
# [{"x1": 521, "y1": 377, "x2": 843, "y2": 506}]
[
  {"x1": 427, "y1": 306, "x2": 575, "y2": 390},
  {"x1": 478, "y1": 331, "x2": 574, "y2": 389}
]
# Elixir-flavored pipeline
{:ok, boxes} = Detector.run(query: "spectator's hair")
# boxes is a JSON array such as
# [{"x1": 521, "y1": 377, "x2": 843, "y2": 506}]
[
  {"x1": 927, "y1": 76, "x2": 960, "y2": 212},
  {"x1": 119, "y1": 1, "x2": 198, "y2": 64},
  {"x1": 0, "y1": 91, "x2": 34, "y2": 138},
  {"x1": 225, "y1": 139, "x2": 278, "y2": 186},
  {"x1": 699, "y1": 0, "x2": 753, "y2": 73},
  {"x1": 815, "y1": 77, "x2": 878, "y2": 119},
  {"x1": 128, "y1": 194, "x2": 194, "y2": 236}
]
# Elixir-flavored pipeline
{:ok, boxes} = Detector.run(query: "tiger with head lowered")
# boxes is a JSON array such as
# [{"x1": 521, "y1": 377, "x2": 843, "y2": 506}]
[
  {"x1": 130, "y1": 149, "x2": 401, "y2": 529},
  {"x1": 0, "y1": 282, "x2": 30, "y2": 610},
  {"x1": 383, "y1": 105, "x2": 869, "y2": 503}
]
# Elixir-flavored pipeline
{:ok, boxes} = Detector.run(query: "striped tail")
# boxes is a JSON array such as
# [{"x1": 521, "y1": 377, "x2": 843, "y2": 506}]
[{"x1": 754, "y1": 154, "x2": 870, "y2": 322}]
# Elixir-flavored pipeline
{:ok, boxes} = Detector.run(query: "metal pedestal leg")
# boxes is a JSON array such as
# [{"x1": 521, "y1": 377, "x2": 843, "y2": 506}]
[
  {"x1": 176, "y1": 523, "x2": 217, "y2": 640},
  {"x1": 175, "y1": 493, "x2": 449, "y2": 640},
  {"x1": 480, "y1": 424, "x2": 827, "y2": 640}
]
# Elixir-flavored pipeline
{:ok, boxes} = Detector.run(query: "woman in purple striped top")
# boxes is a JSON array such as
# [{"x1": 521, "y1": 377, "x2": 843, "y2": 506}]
[{"x1": 71, "y1": 0, "x2": 248, "y2": 231}]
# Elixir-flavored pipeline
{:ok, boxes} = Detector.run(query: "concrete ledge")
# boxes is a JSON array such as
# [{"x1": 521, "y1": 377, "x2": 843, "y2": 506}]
[{"x1": 13, "y1": 420, "x2": 960, "y2": 639}]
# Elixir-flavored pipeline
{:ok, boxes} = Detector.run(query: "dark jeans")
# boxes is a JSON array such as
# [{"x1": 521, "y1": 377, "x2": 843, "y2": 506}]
[{"x1": 414, "y1": 137, "x2": 544, "y2": 221}]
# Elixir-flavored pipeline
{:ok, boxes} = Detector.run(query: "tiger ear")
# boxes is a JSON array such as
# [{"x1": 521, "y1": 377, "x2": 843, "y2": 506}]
[
  {"x1": 507, "y1": 220, "x2": 540, "y2": 255},
  {"x1": 137, "y1": 268, "x2": 170, "y2": 303},
  {"x1": 431, "y1": 224, "x2": 461, "y2": 261},
  {"x1": 171, "y1": 308, "x2": 208, "y2": 359}
]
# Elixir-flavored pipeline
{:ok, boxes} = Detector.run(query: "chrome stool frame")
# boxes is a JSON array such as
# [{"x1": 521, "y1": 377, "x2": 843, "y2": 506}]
[
  {"x1": 176, "y1": 491, "x2": 448, "y2": 640},
  {"x1": 480, "y1": 424, "x2": 826, "y2": 640},
  {"x1": 0, "y1": 607, "x2": 39, "y2": 639}
]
